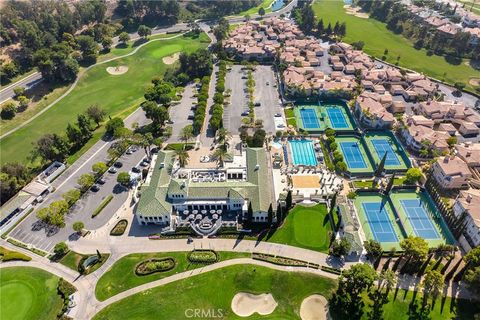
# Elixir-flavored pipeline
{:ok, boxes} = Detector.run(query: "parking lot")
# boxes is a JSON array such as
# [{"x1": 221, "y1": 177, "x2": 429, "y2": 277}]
[
  {"x1": 168, "y1": 83, "x2": 196, "y2": 142},
  {"x1": 254, "y1": 65, "x2": 284, "y2": 134},
  {"x1": 223, "y1": 65, "x2": 248, "y2": 134}
]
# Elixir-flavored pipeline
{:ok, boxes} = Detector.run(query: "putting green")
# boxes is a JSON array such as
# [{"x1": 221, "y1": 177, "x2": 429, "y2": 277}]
[
  {"x1": 266, "y1": 204, "x2": 332, "y2": 252},
  {"x1": 0, "y1": 267, "x2": 63, "y2": 320}
]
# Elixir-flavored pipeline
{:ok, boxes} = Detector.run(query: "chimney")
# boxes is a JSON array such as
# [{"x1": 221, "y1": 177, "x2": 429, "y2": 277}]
[
  {"x1": 443, "y1": 157, "x2": 449, "y2": 163},
  {"x1": 466, "y1": 151, "x2": 472, "y2": 157}
]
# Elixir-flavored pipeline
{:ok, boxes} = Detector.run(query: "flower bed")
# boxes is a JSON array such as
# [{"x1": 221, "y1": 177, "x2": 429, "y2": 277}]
[
  {"x1": 252, "y1": 252, "x2": 319, "y2": 269},
  {"x1": 187, "y1": 250, "x2": 218, "y2": 264},
  {"x1": 135, "y1": 257, "x2": 176, "y2": 275},
  {"x1": 110, "y1": 219, "x2": 128, "y2": 236}
]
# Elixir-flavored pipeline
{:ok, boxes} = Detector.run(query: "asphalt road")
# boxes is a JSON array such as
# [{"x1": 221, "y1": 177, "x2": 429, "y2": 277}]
[
  {"x1": 254, "y1": 66, "x2": 283, "y2": 134},
  {"x1": 9, "y1": 107, "x2": 149, "y2": 252},
  {"x1": 224, "y1": 65, "x2": 248, "y2": 134},
  {"x1": 0, "y1": 72, "x2": 43, "y2": 104}
]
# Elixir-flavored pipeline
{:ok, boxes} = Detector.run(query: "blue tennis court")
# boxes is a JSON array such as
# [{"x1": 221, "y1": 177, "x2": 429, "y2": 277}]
[
  {"x1": 371, "y1": 139, "x2": 401, "y2": 166},
  {"x1": 300, "y1": 108, "x2": 320, "y2": 129},
  {"x1": 340, "y1": 142, "x2": 367, "y2": 169},
  {"x1": 327, "y1": 108, "x2": 348, "y2": 129},
  {"x1": 400, "y1": 199, "x2": 440, "y2": 239},
  {"x1": 362, "y1": 202, "x2": 398, "y2": 242}
]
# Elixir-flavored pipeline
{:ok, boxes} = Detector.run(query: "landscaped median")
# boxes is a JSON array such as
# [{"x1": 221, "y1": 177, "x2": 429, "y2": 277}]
[
  {"x1": 92, "y1": 195, "x2": 113, "y2": 218},
  {"x1": 0, "y1": 246, "x2": 32, "y2": 262}
]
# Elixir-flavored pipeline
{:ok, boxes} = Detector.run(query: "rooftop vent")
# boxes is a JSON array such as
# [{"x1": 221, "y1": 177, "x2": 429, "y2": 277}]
[{"x1": 466, "y1": 193, "x2": 473, "y2": 203}]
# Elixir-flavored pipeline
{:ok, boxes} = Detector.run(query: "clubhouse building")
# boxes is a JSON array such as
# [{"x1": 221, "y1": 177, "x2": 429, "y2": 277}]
[{"x1": 135, "y1": 147, "x2": 274, "y2": 236}]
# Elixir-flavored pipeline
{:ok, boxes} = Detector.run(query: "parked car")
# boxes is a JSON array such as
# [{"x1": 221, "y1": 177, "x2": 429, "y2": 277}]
[
  {"x1": 108, "y1": 167, "x2": 117, "y2": 174},
  {"x1": 187, "y1": 114, "x2": 195, "y2": 120},
  {"x1": 114, "y1": 161, "x2": 123, "y2": 168},
  {"x1": 90, "y1": 185, "x2": 100, "y2": 192},
  {"x1": 126, "y1": 149, "x2": 133, "y2": 155},
  {"x1": 254, "y1": 102, "x2": 261, "y2": 107},
  {"x1": 277, "y1": 124, "x2": 285, "y2": 128},
  {"x1": 166, "y1": 119, "x2": 174, "y2": 124},
  {"x1": 140, "y1": 161, "x2": 149, "y2": 167},
  {"x1": 274, "y1": 113, "x2": 282, "y2": 117},
  {"x1": 143, "y1": 158, "x2": 151, "y2": 163},
  {"x1": 132, "y1": 167, "x2": 141, "y2": 173},
  {"x1": 98, "y1": 177, "x2": 106, "y2": 184},
  {"x1": 266, "y1": 81, "x2": 269, "y2": 85},
  {"x1": 241, "y1": 110, "x2": 249, "y2": 116}
]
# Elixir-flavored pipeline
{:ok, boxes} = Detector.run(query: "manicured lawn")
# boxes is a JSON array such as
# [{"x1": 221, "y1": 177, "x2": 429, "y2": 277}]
[
  {"x1": 312, "y1": 0, "x2": 480, "y2": 91},
  {"x1": 59, "y1": 250, "x2": 110, "y2": 274},
  {"x1": 0, "y1": 33, "x2": 210, "y2": 166},
  {"x1": 0, "y1": 267, "x2": 63, "y2": 320},
  {"x1": 265, "y1": 204, "x2": 332, "y2": 253},
  {"x1": 238, "y1": 0, "x2": 275, "y2": 16},
  {"x1": 362, "y1": 289, "x2": 480, "y2": 320},
  {"x1": 93, "y1": 264, "x2": 337, "y2": 319},
  {"x1": 95, "y1": 251, "x2": 251, "y2": 301}
]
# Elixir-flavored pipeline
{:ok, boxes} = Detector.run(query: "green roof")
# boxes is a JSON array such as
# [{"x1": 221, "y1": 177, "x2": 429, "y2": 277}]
[{"x1": 136, "y1": 148, "x2": 273, "y2": 217}]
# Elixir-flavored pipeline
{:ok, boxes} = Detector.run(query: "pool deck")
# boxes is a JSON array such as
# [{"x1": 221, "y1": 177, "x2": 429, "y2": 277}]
[
  {"x1": 335, "y1": 136, "x2": 374, "y2": 174},
  {"x1": 364, "y1": 133, "x2": 410, "y2": 171}
]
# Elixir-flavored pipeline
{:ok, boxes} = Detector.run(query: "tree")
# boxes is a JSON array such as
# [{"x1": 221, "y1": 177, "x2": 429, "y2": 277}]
[
  {"x1": 86, "y1": 105, "x2": 106, "y2": 127},
  {"x1": 17, "y1": 95, "x2": 30, "y2": 109},
  {"x1": 73, "y1": 221, "x2": 84, "y2": 233},
  {"x1": 76, "y1": 114, "x2": 93, "y2": 141},
  {"x1": 464, "y1": 247, "x2": 480, "y2": 267},
  {"x1": 13, "y1": 86, "x2": 25, "y2": 97},
  {"x1": 117, "y1": 172, "x2": 131, "y2": 186},
  {"x1": 119, "y1": 32, "x2": 130, "y2": 45},
  {"x1": 285, "y1": 190, "x2": 292, "y2": 209},
  {"x1": 330, "y1": 263, "x2": 378, "y2": 319},
  {"x1": 77, "y1": 173, "x2": 95, "y2": 191},
  {"x1": 400, "y1": 236, "x2": 429, "y2": 263},
  {"x1": 31, "y1": 133, "x2": 69, "y2": 163},
  {"x1": 175, "y1": 149, "x2": 189, "y2": 168},
  {"x1": 330, "y1": 238, "x2": 352, "y2": 257},
  {"x1": 216, "y1": 128, "x2": 231, "y2": 149},
  {"x1": 101, "y1": 36, "x2": 113, "y2": 51},
  {"x1": 379, "y1": 269, "x2": 397, "y2": 292},
  {"x1": 447, "y1": 136, "x2": 457, "y2": 147},
  {"x1": 137, "y1": 25, "x2": 152, "y2": 39},
  {"x1": 247, "y1": 202, "x2": 253, "y2": 222},
  {"x1": 180, "y1": 125, "x2": 194, "y2": 147},
  {"x1": 258, "y1": 7, "x2": 266, "y2": 16},
  {"x1": 62, "y1": 189, "x2": 81, "y2": 207},
  {"x1": 211, "y1": 146, "x2": 229, "y2": 168},
  {"x1": 364, "y1": 239, "x2": 382, "y2": 260},
  {"x1": 1, "y1": 102, "x2": 16, "y2": 120},
  {"x1": 92, "y1": 162, "x2": 108, "y2": 176},
  {"x1": 54, "y1": 242, "x2": 69, "y2": 257},
  {"x1": 454, "y1": 82, "x2": 465, "y2": 93},
  {"x1": 267, "y1": 204, "x2": 273, "y2": 225},
  {"x1": 464, "y1": 266, "x2": 480, "y2": 295},
  {"x1": 405, "y1": 167, "x2": 423, "y2": 184},
  {"x1": 317, "y1": 19, "x2": 325, "y2": 36},
  {"x1": 422, "y1": 269, "x2": 444, "y2": 305},
  {"x1": 105, "y1": 117, "x2": 124, "y2": 136},
  {"x1": 142, "y1": 101, "x2": 169, "y2": 130}
]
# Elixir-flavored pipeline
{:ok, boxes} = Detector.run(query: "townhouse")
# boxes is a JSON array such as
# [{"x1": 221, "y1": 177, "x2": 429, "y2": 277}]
[
  {"x1": 452, "y1": 188, "x2": 480, "y2": 251},
  {"x1": 432, "y1": 156, "x2": 472, "y2": 189}
]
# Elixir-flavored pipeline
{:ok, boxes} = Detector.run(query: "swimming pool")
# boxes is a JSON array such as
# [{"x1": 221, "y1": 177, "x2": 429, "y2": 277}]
[
  {"x1": 289, "y1": 140, "x2": 318, "y2": 166},
  {"x1": 271, "y1": 0, "x2": 286, "y2": 11}
]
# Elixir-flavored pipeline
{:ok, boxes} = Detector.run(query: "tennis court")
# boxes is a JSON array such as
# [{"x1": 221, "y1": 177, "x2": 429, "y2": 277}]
[
  {"x1": 362, "y1": 202, "x2": 398, "y2": 242},
  {"x1": 299, "y1": 108, "x2": 320, "y2": 129},
  {"x1": 340, "y1": 141, "x2": 367, "y2": 169},
  {"x1": 327, "y1": 108, "x2": 349, "y2": 129},
  {"x1": 400, "y1": 199, "x2": 440, "y2": 239},
  {"x1": 371, "y1": 139, "x2": 401, "y2": 166}
]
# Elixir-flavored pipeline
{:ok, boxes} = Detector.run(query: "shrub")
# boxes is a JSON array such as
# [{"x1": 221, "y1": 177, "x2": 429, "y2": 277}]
[
  {"x1": 110, "y1": 219, "x2": 128, "y2": 236},
  {"x1": 135, "y1": 258, "x2": 176, "y2": 275},
  {"x1": 187, "y1": 250, "x2": 218, "y2": 264},
  {"x1": 0, "y1": 247, "x2": 32, "y2": 262}
]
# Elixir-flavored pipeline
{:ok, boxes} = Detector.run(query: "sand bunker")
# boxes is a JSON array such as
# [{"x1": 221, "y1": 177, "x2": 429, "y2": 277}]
[
  {"x1": 300, "y1": 295, "x2": 329, "y2": 320},
  {"x1": 162, "y1": 52, "x2": 180, "y2": 65},
  {"x1": 344, "y1": 5, "x2": 369, "y2": 19},
  {"x1": 231, "y1": 292, "x2": 278, "y2": 317},
  {"x1": 469, "y1": 77, "x2": 480, "y2": 86},
  {"x1": 106, "y1": 66, "x2": 128, "y2": 75}
]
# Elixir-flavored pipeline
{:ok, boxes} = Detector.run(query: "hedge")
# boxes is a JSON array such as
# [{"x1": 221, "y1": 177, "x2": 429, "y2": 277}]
[
  {"x1": 110, "y1": 219, "x2": 128, "y2": 236},
  {"x1": 321, "y1": 265, "x2": 342, "y2": 275},
  {"x1": 209, "y1": 61, "x2": 227, "y2": 132},
  {"x1": 193, "y1": 76, "x2": 210, "y2": 134},
  {"x1": 252, "y1": 252, "x2": 319, "y2": 269},
  {"x1": 135, "y1": 257, "x2": 176, "y2": 275},
  {"x1": 92, "y1": 195, "x2": 113, "y2": 218},
  {"x1": 6, "y1": 238, "x2": 48, "y2": 257},
  {"x1": 187, "y1": 250, "x2": 218, "y2": 264}
]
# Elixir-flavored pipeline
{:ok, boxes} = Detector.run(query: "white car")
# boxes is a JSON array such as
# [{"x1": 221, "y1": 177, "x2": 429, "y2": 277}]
[{"x1": 274, "y1": 113, "x2": 282, "y2": 117}]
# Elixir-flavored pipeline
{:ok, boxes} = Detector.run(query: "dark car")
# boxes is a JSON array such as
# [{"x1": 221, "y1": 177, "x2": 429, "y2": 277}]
[
  {"x1": 114, "y1": 161, "x2": 123, "y2": 168},
  {"x1": 90, "y1": 185, "x2": 100, "y2": 192},
  {"x1": 132, "y1": 167, "x2": 141, "y2": 173}
]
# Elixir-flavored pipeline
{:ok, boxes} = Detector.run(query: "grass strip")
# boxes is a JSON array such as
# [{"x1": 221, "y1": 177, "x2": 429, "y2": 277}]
[{"x1": 92, "y1": 195, "x2": 113, "y2": 218}]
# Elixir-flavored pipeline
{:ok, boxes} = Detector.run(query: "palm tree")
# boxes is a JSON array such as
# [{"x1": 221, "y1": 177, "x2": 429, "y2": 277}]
[
  {"x1": 211, "y1": 146, "x2": 228, "y2": 168},
  {"x1": 216, "y1": 128, "x2": 231, "y2": 149},
  {"x1": 175, "y1": 149, "x2": 189, "y2": 168},
  {"x1": 180, "y1": 125, "x2": 194, "y2": 149},
  {"x1": 379, "y1": 269, "x2": 397, "y2": 293},
  {"x1": 134, "y1": 132, "x2": 153, "y2": 157}
]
